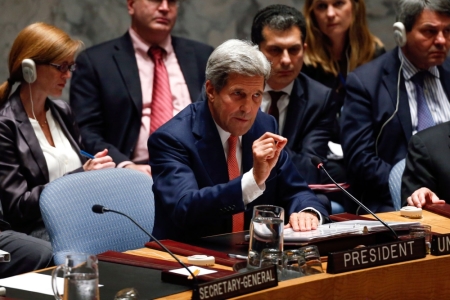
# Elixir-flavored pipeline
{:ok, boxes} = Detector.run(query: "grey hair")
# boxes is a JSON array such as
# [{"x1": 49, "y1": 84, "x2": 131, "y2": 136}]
[
  {"x1": 396, "y1": 0, "x2": 450, "y2": 32},
  {"x1": 205, "y1": 39, "x2": 271, "y2": 93}
]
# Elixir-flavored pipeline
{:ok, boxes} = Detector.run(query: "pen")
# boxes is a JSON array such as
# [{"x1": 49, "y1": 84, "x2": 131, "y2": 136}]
[
  {"x1": 228, "y1": 253, "x2": 247, "y2": 260},
  {"x1": 80, "y1": 150, "x2": 95, "y2": 160},
  {"x1": 188, "y1": 268, "x2": 200, "y2": 279}
]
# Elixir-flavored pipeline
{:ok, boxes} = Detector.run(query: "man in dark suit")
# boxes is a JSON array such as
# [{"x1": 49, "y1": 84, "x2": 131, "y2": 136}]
[
  {"x1": 401, "y1": 121, "x2": 450, "y2": 207},
  {"x1": 250, "y1": 4, "x2": 334, "y2": 184},
  {"x1": 148, "y1": 39, "x2": 329, "y2": 241},
  {"x1": 70, "y1": 0, "x2": 213, "y2": 175},
  {"x1": 341, "y1": 0, "x2": 450, "y2": 212}
]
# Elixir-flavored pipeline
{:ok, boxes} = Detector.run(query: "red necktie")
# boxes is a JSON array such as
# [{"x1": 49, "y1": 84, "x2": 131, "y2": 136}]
[
  {"x1": 228, "y1": 135, "x2": 244, "y2": 232},
  {"x1": 148, "y1": 46, "x2": 173, "y2": 134}
]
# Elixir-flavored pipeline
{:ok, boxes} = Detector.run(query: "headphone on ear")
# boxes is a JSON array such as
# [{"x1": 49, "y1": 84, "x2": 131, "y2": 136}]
[
  {"x1": 21, "y1": 59, "x2": 37, "y2": 83},
  {"x1": 393, "y1": 22, "x2": 407, "y2": 47}
]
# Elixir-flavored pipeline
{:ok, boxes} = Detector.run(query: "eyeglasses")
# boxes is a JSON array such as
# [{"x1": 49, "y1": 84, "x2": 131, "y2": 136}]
[
  {"x1": 49, "y1": 62, "x2": 77, "y2": 73},
  {"x1": 147, "y1": 0, "x2": 179, "y2": 7}
]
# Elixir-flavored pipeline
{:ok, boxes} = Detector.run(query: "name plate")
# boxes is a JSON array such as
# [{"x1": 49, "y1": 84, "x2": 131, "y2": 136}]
[
  {"x1": 327, "y1": 237, "x2": 426, "y2": 274},
  {"x1": 431, "y1": 233, "x2": 450, "y2": 255},
  {"x1": 192, "y1": 265, "x2": 278, "y2": 300}
]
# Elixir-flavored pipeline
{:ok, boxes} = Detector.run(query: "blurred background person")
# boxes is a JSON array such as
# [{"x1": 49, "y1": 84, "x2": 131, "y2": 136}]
[
  {"x1": 0, "y1": 22, "x2": 115, "y2": 241},
  {"x1": 70, "y1": 0, "x2": 214, "y2": 176},
  {"x1": 302, "y1": 0, "x2": 385, "y2": 185}
]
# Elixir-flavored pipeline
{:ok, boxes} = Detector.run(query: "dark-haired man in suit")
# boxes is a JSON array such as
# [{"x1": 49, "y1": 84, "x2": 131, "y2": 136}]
[
  {"x1": 70, "y1": 0, "x2": 213, "y2": 175},
  {"x1": 341, "y1": 0, "x2": 450, "y2": 212},
  {"x1": 251, "y1": 4, "x2": 335, "y2": 185},
  {"x1": 401, "y1": 121, "x2": 450, "y2": 207}
]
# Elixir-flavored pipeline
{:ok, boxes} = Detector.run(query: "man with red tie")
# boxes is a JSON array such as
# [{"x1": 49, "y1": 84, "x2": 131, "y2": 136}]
[
  {"x1": 70, "y1": 0, "x2": 213, "y2": 175},
  {"x1": 148, "y1": 39, "x2": 329, "y2": 241}
]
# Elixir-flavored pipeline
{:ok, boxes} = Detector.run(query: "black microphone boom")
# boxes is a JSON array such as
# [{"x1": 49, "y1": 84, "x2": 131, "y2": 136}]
[
  {"x1": 91, "y1": 204, "x2": 199, "y2": 285},
  {"x1": 310, "y1": 157, "x2": 398, "y2": 239}
]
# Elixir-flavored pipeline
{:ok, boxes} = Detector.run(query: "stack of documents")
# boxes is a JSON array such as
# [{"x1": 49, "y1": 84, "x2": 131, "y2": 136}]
[{"x1": 283, "y1": 220, "x2": 420, "y2": 242}]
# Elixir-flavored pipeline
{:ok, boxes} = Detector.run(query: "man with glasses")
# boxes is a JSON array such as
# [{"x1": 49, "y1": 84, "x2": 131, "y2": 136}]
[{"x1": 70, "y1": 0, "x2": 214, "y2": 176}]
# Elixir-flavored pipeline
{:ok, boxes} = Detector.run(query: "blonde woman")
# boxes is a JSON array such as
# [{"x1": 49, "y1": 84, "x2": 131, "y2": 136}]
[{"x1": 302, "y1": 0, "x2": 385, "y2": 185}]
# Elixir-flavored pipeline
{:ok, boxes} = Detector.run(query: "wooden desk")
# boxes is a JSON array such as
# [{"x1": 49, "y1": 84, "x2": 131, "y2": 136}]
[{"x1": 126, "y1": 211, "x2": 450, "y2": 300}]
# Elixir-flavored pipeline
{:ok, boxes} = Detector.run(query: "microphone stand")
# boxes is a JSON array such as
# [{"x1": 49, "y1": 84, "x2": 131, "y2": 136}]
[
  {"x1": 92, "y1": 205, "x2": 199, "y2": 287},
  {"x1": 313, "y1": 159, "x2": 398, "y2": 240}
]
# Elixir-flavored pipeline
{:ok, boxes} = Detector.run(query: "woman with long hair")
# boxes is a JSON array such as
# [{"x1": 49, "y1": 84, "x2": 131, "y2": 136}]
[
  {"x1": 302, "y1": 0, "x2": 385, "y2": 184},
  {"x1": 0, "y1": 22, "x2": 115, "y2": 240}
]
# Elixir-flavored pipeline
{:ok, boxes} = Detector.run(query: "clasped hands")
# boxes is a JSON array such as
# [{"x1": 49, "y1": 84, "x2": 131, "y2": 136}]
[{"x1": 251, "y1": 132, "x2": 319, "y2": 231}]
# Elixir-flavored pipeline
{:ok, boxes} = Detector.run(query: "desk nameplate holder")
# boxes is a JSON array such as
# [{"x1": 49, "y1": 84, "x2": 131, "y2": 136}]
[
  {"x1": 431, "y1": 233, "x2": 450, "y2": 256},
  {"x1": 327, "y1": 237, "x2": 426, "y2": 274},
  {"x1": 192, "y1": 265, "x2": 278, "y2": 300}
]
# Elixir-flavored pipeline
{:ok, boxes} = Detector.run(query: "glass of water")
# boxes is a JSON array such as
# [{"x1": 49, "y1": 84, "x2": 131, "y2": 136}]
[
  {"x1": 282, "y1": 249, "x2": 306, "y2": 280},
  {"x1": 247, "y1": 205, "x2": 284, "y2": 269},
  {"x1": 299, "y1": 245, "x2": 324, "y2": 275},
  {"x1": 52, "y1": 253, "x2": 99, "y2": 300}
]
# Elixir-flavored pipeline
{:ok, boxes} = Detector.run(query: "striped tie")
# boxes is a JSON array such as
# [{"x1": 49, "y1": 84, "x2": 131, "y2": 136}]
[
  {"x1": 148, "y1": 46, "x2": 173, "y2": 134},
  {"x1": 411, "y1": 71, "x2": 435, "y2": 131},
  {"x1": 228, "y1": 135, "x2": 244, "y2": 232}
]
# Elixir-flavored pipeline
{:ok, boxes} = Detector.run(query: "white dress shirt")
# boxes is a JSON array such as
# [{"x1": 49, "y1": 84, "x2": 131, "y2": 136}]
[
  {"x1": 261, "y1": 81, "x2": 294, "y2": 134},
  {"x1": 399, "y1": 49, "x2": 450, "y2": 135},
  {"x1": 214, "y1": 123, "x2": 323, "y2": 224},
  {"x1": 30, "y1": 110, "x2": 82, "y2": 182}
]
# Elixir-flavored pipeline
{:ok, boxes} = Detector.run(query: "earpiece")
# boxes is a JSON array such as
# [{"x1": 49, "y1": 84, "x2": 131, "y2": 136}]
[
  {"x1": 22, "y1": 59, "x2": 37, "y2": 83},
  {"x1": 393, "y1": 22, "x2": 406, "y2": 47}
]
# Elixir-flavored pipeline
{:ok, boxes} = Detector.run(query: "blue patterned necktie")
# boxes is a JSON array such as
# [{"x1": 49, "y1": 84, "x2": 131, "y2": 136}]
[{"x1": 411, "y1": 71, "x2": 435, "y2": 131}]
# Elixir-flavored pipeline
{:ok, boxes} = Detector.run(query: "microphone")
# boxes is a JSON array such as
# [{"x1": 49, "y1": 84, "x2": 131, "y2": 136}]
[
  {"x1": 310, "y1": 157, "x2": 398, "y2": 239},
  {"x1": 92, "y1": 204, "x2": 199, "y2": 286}
]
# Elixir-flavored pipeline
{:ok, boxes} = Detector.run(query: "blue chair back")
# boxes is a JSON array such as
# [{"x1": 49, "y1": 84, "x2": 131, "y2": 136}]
[
  {"x1": 389, "y1": 159, "x2": 406, "y2": 211},
  {"x1": 40, "y1": 168, "x2": 155, "y2": 264}
]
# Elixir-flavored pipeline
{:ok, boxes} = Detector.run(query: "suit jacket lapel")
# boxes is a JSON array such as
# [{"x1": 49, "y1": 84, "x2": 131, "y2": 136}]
[
  {"x1": 382, "y1": 48, "x2": 412, "y2": 141},
  {"x1": 48, "y1": 102, "x2": 83, "y2": 162},
  {"x1": 113, "y1": 32, "x2": 142, "y2": 113},
  {"x1": 192, "y1": 100, "x2": 229, "y2": 184},
  {"x1": 283, "y1": 78, "x2": 306, "y2": 144},
  {"x1": 439, "y1": 61, "x2": 450, "y2": 103},
  {"x1": 172, "y1": 36, "x2": 200, "y2": 102},
  {"x1": 10, "y1": 93, "x2": 49, "y2": 182}
]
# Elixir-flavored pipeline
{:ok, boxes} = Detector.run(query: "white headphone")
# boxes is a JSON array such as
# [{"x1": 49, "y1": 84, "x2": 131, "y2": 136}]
[
  {"x1": 21, "y1": 59, "x2": 37, "y2": 83},
  {"x1": 393, "y1": 22, "x2": 407, "y2": 47}
]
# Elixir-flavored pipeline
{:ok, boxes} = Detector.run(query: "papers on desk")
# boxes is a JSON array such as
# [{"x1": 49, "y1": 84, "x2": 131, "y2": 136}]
[
  {"x1": 283, "y1": 220, "x2": 421, "y2": 242},
  {"x1": 169, "y1": 266, "x2": 217, "y2": 276},
  {"x1": 0, "y1": 273, "x2": 104, "y2": 296},
  {"x1": 0, "y1": 273, "x2": 63, "y2": 295}
]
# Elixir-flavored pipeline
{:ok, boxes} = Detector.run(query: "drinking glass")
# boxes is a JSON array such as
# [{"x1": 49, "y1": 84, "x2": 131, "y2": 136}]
[
  {"x1": 247, "y1": 205, "x2": 284, "y2": 269},
  {"x1": 52, "y1": 253, "x2": 99, "y2": 300},
  {"x1": 299, "y1": 245, "x2": 324, "y2": 275},
  {"x1": 260, "y1": 248, "x2": 282, "y2": 280},
  {"x1": 281, "y1": 249, "x2": 306, "y2": 280}
]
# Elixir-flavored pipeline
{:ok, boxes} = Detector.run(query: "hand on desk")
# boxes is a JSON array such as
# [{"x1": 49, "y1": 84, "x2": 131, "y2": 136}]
[
  {"x1": 285, "y1": 211, "x2": 319, "y2": 232},
  {"x1": 407, "y1": 187, "x2": 446, "y2": 208}
]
